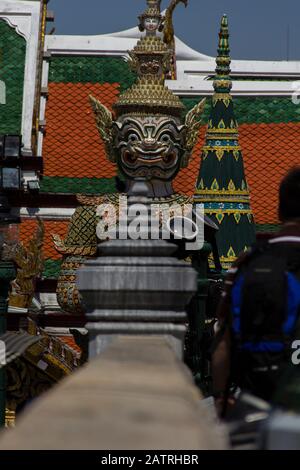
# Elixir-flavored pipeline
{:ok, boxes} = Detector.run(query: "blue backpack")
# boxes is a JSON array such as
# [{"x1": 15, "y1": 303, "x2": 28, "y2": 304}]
[{"x1": 231, "y1": 241, "x2": 300, "y2": 359}]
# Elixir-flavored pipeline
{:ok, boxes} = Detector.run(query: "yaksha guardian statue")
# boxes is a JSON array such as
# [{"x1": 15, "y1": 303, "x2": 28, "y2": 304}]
[{"x1": 53, "y1": 0, "x2": 205, "y2": 314}]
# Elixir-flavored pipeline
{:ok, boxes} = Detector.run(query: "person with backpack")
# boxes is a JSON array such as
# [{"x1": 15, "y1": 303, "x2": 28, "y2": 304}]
[{"x1": 212, "y1": 167, "x2": 300, "y2": 415}]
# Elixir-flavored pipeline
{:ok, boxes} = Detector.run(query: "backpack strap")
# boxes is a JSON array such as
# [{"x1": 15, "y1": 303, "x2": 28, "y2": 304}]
[
  {"x1": 230, "y1": 240, "x2": 271, "y2": 338},
  {"x1": 212, "y1": 241, "x2": 270, "y2": 349},
  {"x1": 283, "y1": 272, "x2": 300, "y2": 336}
]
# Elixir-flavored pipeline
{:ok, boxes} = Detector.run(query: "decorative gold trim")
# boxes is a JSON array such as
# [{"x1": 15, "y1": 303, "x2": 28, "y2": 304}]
[
  {"x1": 203, "y1": 146, "x2": 241, "y2": 151},
  {"x1": 212, "y1": 93, "x2": 232, "y2": 100},
  {"x1": 205, "y1": 209, "x2": 253, "y2": 215},
  {"x1": 5, "y1": 408, "x2": 16, "y2": 428},
  {"x1": 208, "y1": 246, "x2": 251, "y2": 270},
  {"x1": 216, "y1": 213, "x2": 224, "y2": 224},
  {"x1": 89, "y1": 95, "x2": 116, "y2": 163},
  {"x1": 206, "y1": 136, "x2": 238, "y2": 141},
  {"x1": 228, "y1": 179, "x2": 236, "y2": 191},
  {"x1": 185, "y1": 98, "x2": 206, "y2": 155},
  {"x1": 52, "y1": 234, "x2": 97, "y2": 256},
  {"x1": 207, "y1": 127, "x2": 238, "y2": 135},
  {"x1": 202, "y1": 146, "x2": 241, "y2": 162},
  {"x1": 106, "y1": 192, "x2": 193, "y2": 206},
  {"x1": 212, "y1": 94, "x2": 232, "y2": 107},
  {"x1": 195, "y1": 189, "x2": 250, "y2": 196},
  {"x1": 42, "y1": 353, "x2": 73, "y2": 376},
  {"x1": 234, "y1": 213, "x2": 241, "y2": 224},
  {"x1": 8, "y1": 219, "x2": 45, "y2": 310},
  {"x1": 213, "y1": 79, "x2": 232, "y2": 90},
  {"x1": 195, "y1": 197, "x2": 250, "y2": 204},
  {"x1": 114, "y1": 78, "x2": 185, "y2": 114}
]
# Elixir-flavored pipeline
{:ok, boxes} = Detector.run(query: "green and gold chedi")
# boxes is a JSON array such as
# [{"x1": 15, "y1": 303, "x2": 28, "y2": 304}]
[{"x1": 194, "y1": 15, "x2": 256, "y2": 269}]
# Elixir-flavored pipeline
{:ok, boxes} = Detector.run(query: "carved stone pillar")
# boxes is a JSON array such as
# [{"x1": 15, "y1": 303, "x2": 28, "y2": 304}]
[{"x1": 77, "y1": 182, "x2": 197, "y2": 359}]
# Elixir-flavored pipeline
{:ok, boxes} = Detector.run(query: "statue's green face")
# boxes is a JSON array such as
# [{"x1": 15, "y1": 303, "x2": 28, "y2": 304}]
[{"x1": 113, "y1": 114, "x2": 187, "y2": 181}]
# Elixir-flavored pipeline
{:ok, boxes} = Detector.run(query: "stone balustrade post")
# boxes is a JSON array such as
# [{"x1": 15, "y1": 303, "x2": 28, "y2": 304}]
[{"x1": 77, "y1": 181, "x2": 198, "y2": 359}]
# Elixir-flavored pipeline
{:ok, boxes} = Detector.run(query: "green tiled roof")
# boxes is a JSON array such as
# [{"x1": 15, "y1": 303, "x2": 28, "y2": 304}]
[
  {"x1": 182, "y1": 97, "x2": 300, "y2": 124},
  {"x1": 0, "y1": 20, "x2": 26, "y2": 135},
  {"x1": 255, "y1": 223, "x2": 280, "y2": 233},
  {"x1": 40, "y1": 176, "x2": 117, "y2": 194},
  {"x1": 48, "y1": 56, "x2": 137, "y2": 92},
  {"x1": 48, "y1": 56, "x2": 300, "y2": 125}
]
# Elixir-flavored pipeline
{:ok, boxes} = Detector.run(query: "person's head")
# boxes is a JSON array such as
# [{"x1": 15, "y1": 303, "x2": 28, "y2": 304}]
[{"x1": 279, "y1": 167, "x2": 300, "y2": 222}]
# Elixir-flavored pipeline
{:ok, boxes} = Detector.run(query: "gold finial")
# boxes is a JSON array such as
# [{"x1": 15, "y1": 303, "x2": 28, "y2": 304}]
[
  {"x1": 147, "y1": 0, "x2": 162, "y2": 9},
  {"x1": 163, "y1": 0, "x2": 188, "y2": 47}
]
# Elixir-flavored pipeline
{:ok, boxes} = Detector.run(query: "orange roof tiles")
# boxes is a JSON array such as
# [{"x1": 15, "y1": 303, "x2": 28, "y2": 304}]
[
  {"x1": 240, "y1": 122, "x2": 300, "y2": 224},
  {"x1": 38, "y1": 86, "x2": 300, "y2": 249},
  {"x1": 19, "y1": 219, "x2": 69, "y2": 260},
  {"x1": 174, "y1": 122, "x2": 300, "y2": 226},
  {"x1": 173, "y1": 126, "x2": 205, "y2": 196},
  {"x1": 21, "y1": 120, "x2": 300, "y2": 259},
  {"x1": 43, "y1": 83, "x2": 119, "y2": 179}
]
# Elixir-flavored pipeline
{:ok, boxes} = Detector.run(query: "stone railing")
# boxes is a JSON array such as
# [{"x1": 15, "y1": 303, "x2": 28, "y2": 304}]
[{"x1": 0, "y1": 335, "x2": 227, "y2": 450}]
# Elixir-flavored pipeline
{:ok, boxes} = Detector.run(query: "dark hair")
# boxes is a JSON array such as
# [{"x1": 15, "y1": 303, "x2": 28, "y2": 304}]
[{"x1": 279, "y1": 167, "x2": 300, "y2": 221}]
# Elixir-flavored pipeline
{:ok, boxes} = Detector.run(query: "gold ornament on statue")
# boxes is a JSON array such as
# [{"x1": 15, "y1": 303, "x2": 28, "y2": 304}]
[
  {"x1": 163, "y1": 0, "x2": 188, "y2": 47},
  {"x1": 89, "y1": 95, "x2": 115, "y2": 163},
  {"x1": 9, "y1": 218, "x2": 45, "y2": 310},
  {"x1": 185, "y1": 98, "x2": 206, "y2": 154}
]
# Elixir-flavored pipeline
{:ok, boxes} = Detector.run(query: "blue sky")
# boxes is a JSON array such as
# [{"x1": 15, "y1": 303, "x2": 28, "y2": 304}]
[{"x1": 49, "y1": 0, "x2": 300, "y2": 60}]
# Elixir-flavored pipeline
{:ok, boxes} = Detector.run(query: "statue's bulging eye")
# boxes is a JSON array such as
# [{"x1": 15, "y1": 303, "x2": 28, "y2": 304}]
[
  {"x1": 127, "y1": 133, "x2": 139, "y2": 142},
  {"x1": 161, "y1": 134, "x2": 171, "y2": 143}
]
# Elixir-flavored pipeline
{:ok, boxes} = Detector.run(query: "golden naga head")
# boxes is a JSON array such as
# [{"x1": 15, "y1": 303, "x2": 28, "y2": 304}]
[{"x1": 90, "y1": 0, "x2": 205, "y2": 182}]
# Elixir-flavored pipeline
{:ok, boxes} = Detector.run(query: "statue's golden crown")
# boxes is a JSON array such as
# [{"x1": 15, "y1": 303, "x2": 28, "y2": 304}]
[{"x1": 113, "y1": 0, "x2": 184, "y2": 117}]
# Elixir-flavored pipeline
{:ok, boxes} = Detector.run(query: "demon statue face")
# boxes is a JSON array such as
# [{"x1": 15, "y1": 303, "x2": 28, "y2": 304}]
[
  {"x1": 90, "y1": 97, "x2": 205, "y2": 182},
  {"x1": 113, "y1": 114, "x2": 186, "y2": 180}
]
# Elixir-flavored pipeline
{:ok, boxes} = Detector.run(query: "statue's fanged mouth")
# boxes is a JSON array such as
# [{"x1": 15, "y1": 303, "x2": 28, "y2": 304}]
[{"x1": 122, "y1": 150, "x2": 178, "y2": 169}]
